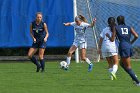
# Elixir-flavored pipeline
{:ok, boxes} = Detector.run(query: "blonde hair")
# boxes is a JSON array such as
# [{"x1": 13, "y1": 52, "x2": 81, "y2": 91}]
[{"x1": 78, "y1": 15, "x2": 87, "y2": 23}]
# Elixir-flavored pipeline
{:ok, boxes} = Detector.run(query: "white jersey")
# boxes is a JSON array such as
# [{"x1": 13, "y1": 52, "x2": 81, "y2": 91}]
[
  {"x1": 100, "y1": 27, "x2": 118, "y2": 53},
  {"x1": 70, "y1": 22, "x2": 90, "y2": 43}
]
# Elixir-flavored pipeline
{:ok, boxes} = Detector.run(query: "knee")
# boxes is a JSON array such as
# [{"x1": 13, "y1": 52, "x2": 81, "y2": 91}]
[
  {"x1": 28, "y1": 53, "x2": 32, "y2": 59},
  {"x1": 39, "y1": 55, "x2": 44, "y2": 60},
  {"x1": 81, "y1": 57, "x2": 86, "y2": 61},
  {"x1": 67, "y1": 51, "x2": 73, "y2": 56}
]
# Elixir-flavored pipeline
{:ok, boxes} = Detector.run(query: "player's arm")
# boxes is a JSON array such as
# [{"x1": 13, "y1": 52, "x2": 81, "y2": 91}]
[
  {"x1": 130, "y1": 27, "x2": 139, "y2": 44},
  {"x1": 89, "y1": 18, "x2": 96, "y2": 27},
  {"x1": 98, "y1": 37, "x2": 103, "y2": 54},
  {"x1": 30, "y1": 24, "x2": 36, "y2": 43},
  {"x1": 106, "y1": 26, "x2": 116, "y2": 42},
  {"x1": 44, "y1": 23, "x2": 49, "y2": 42},
  {"x1": 63, "y1": 23, "x2": 71, "y2": 26}
]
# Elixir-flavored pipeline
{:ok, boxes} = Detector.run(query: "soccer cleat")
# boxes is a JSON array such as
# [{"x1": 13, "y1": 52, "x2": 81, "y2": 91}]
[
  {"x1": 41, "y1": 69, "x2": 45, "y2": 72},
  {"x1": 111, "y1": 72, "x2": 117, "y2": 80},
  {"x1": 88, "y1": 63, "x2": 93, "y2": 72},
  {"x1": 110, "y1": 76, "x2": 113, "y2": 80},
  {"x1": 64, "y1": 65, "x2": 69, "y2": 71},
  {"x1": 136, "y1": 83, "x2": 140, "y2": 86},
  {"x1": 36, "y1": 66, "x2": 41, "y2": 72}
]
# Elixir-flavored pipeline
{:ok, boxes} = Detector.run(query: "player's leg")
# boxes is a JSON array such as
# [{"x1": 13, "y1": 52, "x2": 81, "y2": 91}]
[
  {"x1": 122, "y1": 57, "x2": 140, "y2": 85},
  {"x1": 106, "y1": 57, "x2": 114, "y2": 80},
  {"x1": 66, "y1": 45, "x2": 77, "y2": 65},
  {"x1": 39, "y1": 48, "x2": 45, "y2": 72},
  {"x1": 28, "y1": 48, "x2": 40, "y2": 72},
  {"x1": 80, "y1": 42, "x2": 93, "y2": 72},
  {"x1": 111, "y1": 55, "x2": 118, "y2": 79},
  {"x1": 38, "y1": 41, "x2": 47, "y2": 72}
]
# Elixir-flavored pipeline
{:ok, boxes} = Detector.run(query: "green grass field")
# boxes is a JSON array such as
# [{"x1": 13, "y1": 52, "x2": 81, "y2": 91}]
[{"x1": 0, "y1": 61, "x2": 140, "y2": 93}]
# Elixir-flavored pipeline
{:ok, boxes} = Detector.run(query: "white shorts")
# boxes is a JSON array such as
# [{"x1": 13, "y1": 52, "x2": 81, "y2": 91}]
[
  {"x1": 102, "y1": 52, "x2": 118, "y2": 58},
  {"x1": 73, "y1": 41, "x2": 87, "y2": 49}
]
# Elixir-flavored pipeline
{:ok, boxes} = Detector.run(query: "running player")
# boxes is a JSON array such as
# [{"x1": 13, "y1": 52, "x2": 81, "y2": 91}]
[
  {"x1": 98, "y1": 17, "x2": 118, "y2": 80},
  {"x1": 63, "y1": 15, "x2": 96, "y2": 72},
  {"x1": 28, "y1": 12, "x2": 49, "y2": 72},
  {"x1": 115, "y1": 15, "x2": 140, "y2": 86}
]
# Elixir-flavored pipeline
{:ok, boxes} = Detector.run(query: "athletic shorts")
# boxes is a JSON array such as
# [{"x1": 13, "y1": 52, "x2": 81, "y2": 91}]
[
  {"x1": 119, "y1": 48, "x2": 133, "y2": 57},
  {"x1": 102, "y1": 52, "x2": 118, "y2": 58},
  {"x1": 32, "y1": 41, "x2": 46, "y2": 48},
  {"x1": 73, "y1": 41, "x2": 87, "y2": 49}
]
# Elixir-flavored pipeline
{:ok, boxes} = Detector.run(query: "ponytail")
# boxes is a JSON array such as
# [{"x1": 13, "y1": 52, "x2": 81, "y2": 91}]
[{"x1": 78, "y1": 15, "x2": 87, "y2": 23}]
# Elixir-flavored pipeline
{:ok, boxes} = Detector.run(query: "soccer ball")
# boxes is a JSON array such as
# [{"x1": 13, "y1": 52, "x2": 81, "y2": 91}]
[{"x1": 60, "y1": 61, "x2": 68, "y2": 69}]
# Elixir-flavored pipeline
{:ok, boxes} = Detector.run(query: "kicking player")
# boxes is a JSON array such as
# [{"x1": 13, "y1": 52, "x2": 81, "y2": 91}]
[
  {"x1": 63, "y1": 15, "x2": 96, "y2": 72},
  {"x1": 28, "y1": 12, "x2": 49, "y2": 72},
  {"x1": 98, "y1": 17, "x2": 118, "y2": 80}
]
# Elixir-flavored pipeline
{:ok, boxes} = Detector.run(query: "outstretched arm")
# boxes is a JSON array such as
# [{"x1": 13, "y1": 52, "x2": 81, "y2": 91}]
[
  {"x1": 63, "y1": 23, "x2": 71, "y2": 26},
  {"x1": 130, "y1": 27, "x2": 138, "y2": 44},
  {"x1": 89, "y1": 18, "x2": 96, "y2": 27}
]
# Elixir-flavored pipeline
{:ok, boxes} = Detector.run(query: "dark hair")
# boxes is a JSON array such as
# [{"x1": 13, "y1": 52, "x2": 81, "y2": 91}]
[
  {"x1": 117, "y1": 15, "x2": 125, "y2": 25},
  {"x1": 108, "y1": 17, "x2": 116, "y2": 32},
  {"x1": 75, "y1": 15, "x2": 87, "y2": 23}
]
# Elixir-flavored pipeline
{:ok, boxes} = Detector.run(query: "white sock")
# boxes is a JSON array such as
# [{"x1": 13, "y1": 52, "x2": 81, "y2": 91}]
[
  {"x1": 66, "y1": 57, "x2": 71, "y2": 65},
  {"x1": 85, "y1": 58, "x2": 91, "y2": 65},
  {"x1": 108, "y1": 68, "x2": 113, "y2": 73},
  {"x1": 112, "y1": 64, "x2": 118, "y2": 74}
]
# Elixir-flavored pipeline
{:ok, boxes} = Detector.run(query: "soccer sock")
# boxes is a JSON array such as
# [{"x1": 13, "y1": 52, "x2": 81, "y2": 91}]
[
  {"x1": 40, "y1": 59, "x2": 45, "y2": 71},
  {"x1": 108, "y1": 68, "x2": 113, "y2": 73},
  {"x1": 30, "y1": 56, "x2": 40, "y2": 67},
  {"x1": 112, "y1": 64, "x2": 118, "y2": 74},
  {"x1": 125, "y1": 68, "x2": 140, "y2": 84},
  {"x1": 66, "y1": 57, "x2": 71, "y2": 65},
  {"x1": 85, "y1": 58, "x2": 92, "y2": 65}
]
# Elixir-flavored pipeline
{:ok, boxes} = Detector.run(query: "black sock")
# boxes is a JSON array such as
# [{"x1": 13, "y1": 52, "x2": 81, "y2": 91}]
[
  {"x1": 30, "y1": 56, "x2": 40, "y2": 67},
  {"x1": 126, "y1": 68, "x2": 140, "y2": 84},
  {"x1": 120, "y1": 61, "x2": 139, "y2": 84},
  {"x1": 40, "y1": 59, "x2": 45, "y2": 71}
]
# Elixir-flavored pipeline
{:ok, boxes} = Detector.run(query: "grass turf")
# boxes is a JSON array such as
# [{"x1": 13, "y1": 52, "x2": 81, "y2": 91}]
[{"x1": 0, "y1": 61, "x2": 140, "y2": 93}]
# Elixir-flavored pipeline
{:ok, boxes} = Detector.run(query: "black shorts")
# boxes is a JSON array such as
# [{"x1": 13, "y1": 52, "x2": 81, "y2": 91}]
[
  {"x1": 32, "y1": 41, "x2": 46, "y2": 48},
  {"x1": 119, "y1": 48, "x2": 133, "y2": 57}
]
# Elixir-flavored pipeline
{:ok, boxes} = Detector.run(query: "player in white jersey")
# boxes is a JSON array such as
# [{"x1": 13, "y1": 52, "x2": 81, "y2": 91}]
[
  {"x1": 98, "y1": 17, "x2": 118, "y2": 80},
  {"x1": 63, "y1": 15, "x2": 96, "y2": 72}
]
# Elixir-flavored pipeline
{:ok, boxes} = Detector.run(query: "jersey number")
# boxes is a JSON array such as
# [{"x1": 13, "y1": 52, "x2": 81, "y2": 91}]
[{"x1": 121, "y1": 28, "x2": 128, "y2": 34}]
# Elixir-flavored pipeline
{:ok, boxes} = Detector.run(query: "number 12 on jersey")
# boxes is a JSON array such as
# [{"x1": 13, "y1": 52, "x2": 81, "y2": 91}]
[{"x1": 121, "y1": 28, "x2": 128, "y2": 34}]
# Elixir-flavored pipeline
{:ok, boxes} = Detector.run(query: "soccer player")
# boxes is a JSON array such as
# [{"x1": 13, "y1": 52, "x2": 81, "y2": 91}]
[
  {"x1": 28, "y1": 12, "x2": 49, "y2": 72},
  {"x1": 115, "y1": 15, "x2": 140, "y2": 86},
  {"x1": 98, "y1": 17, "x2": 118, "y2": 80},
  {"x1": 63, "y1": 15, "x2": 96, "y2": 72}
]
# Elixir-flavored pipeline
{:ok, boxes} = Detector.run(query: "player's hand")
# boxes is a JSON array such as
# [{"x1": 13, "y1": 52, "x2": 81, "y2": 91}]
[
  {"x1": 63, "y1": 23, "x2": 66, "y2": 26},
  {"x1": 92, "y1": 18, "x2": 96, "y2": 23},
  {"x1": 33, "y1": 38, "x2": 36, "y2": 43},
  {"x1": 106, "y1": 33, "x2": 110, "y2": 38},
  {"x1": 44, "y1": 37, "x2": 47, "y2": 42}
]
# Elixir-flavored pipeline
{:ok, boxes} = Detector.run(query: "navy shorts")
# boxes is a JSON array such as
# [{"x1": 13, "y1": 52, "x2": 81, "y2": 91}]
[
  {"x1": 119, "y1": 48, "x2": 133, "y2": 57},
  {"x1": 32, "y1": 41, "x2": 46, "y2": 48}
]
